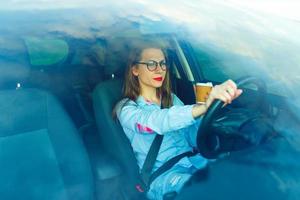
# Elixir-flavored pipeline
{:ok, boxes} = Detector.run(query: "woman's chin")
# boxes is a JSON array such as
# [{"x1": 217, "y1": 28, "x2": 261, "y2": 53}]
[{"x1": 153, "y1": 83, "x2": 163, "y2": 88}]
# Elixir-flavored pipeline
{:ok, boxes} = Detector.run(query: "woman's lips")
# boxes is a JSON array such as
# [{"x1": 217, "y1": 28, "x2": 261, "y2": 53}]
[{"x1": 153, "y1": 77, "x2": 163, "y2": 81}]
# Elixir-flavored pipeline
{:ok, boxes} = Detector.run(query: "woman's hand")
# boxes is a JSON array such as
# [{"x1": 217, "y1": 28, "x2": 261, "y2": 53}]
[
  {"x1": 205, "y1": 79, "x2": 243, "y2": 108},
  {"x1": 192, "y1": 79, "x2": 243, "y2": 118}
]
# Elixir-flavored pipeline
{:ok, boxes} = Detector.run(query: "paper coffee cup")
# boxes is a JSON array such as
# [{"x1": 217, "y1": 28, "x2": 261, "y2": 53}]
[{"x1": 195, "y1": 82, "x2": 213, "y2": 104}]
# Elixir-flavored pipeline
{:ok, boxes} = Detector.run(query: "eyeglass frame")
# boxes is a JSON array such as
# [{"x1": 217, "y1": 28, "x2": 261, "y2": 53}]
[{"x1": 134, "y1": 60, "x2": 168, "y2": 71}]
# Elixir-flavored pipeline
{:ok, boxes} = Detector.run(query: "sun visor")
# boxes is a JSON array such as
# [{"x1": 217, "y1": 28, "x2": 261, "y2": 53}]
[{"x1": 24, "y1": 37, "x2": 69, "y2": 67}]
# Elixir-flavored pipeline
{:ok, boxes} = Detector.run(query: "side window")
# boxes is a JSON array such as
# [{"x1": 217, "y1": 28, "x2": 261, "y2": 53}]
[
  {"x1": 168, "y1": 41, "x2": 196, "y2": 105},
  {"x1": 169, "y1": 56, "x2": 181, "y2": 79}
]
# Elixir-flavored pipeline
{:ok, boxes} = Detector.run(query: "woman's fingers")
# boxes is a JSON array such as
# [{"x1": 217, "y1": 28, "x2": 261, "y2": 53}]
[
  {"x1": 225, "y1": 86, "x2": 235, "y2": 98},
  {"x1": 223, "y1": 80, "x2": 244, "y2": 101},
  {"x1": 210, "y1": 80, "x2": 243, "y2": 104},
  {"x1": 234, "y1": 89, "x2": 243, "y2": 99},
  {"x1": 205, "y1": 80, "x2": 243, "y2": 109},
  {"x1": 226, "y1": 79, "x2": 237, "y2": 90},
  {"x1": 222, "y1": 91, "x2": 233, "y2": 104}
]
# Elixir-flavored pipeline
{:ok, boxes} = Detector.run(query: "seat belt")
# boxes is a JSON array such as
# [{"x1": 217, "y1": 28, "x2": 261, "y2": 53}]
[
  {"x1": 139, "y1": 103, "x2": 199, "y2": 192},
  {"x1": 149, "y1": 149, "x2": 198, "y2": 184},
  {"x1": 140, "y1": 134, "x2": 164, "y2": 190},
  {"x1": 139, "y1": 137, "x2": 197, "y2": 192},
  {"x1": 139, "y1": 102, "x2": 165, "y2": 190}
]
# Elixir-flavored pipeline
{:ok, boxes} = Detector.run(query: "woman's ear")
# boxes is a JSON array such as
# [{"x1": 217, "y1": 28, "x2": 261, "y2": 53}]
[{"x1": 131, "y1": 66, "x2": 139, "y2": 77}]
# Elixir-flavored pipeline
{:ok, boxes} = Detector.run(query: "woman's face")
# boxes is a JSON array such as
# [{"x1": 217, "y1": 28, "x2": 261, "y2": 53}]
[{"x1": 132, "y1": 48, "x2": 167, "y2": 89}]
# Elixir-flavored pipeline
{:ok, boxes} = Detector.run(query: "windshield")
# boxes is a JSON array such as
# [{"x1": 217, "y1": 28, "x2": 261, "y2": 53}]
[
  {"x1": 180, "y1": 2, "x2": 300, "y2": 97},
  {"x1": 1, "y1": 1, "x2": 300, "y2": 200}
]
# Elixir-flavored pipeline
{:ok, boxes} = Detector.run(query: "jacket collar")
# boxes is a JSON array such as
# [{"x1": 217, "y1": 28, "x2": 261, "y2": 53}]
[{"x1": 136, "y1": 95, "x2": 161, "y2": 107}]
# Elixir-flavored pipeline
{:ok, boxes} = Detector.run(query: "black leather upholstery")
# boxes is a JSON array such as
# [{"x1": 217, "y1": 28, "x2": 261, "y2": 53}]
[{"x1": 93, "y1": 78, "x2": 147, "y2": 199}]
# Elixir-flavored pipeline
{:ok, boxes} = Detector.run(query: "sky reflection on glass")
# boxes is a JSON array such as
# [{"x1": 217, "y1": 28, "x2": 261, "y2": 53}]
[{"x1": 0, "y1": 0, "x2": 300, "y2": 98}]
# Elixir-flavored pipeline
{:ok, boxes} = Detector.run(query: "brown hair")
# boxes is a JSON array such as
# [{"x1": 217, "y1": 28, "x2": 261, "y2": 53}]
[{"x1": 113, "y1": 38, "x2": 173, "y2": 118}]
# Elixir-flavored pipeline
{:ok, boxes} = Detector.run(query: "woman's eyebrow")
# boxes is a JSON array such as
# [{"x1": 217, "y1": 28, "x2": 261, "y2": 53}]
[{"x1": 144, "y1": 59, "x2": 165, "y2": 61}]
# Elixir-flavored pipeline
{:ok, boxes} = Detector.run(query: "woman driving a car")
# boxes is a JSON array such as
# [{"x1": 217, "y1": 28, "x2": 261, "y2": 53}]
[{"x1": 114, "y1": 39, "x2": 243, "y2": 200}]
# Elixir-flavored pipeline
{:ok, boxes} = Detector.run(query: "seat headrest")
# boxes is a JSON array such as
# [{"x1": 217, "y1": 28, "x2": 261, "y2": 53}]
[
  {"x1": 104, "y1": 38, "x2": 129, "y2": 78},
  {"x1": 0, "y1": 60, "x2": 30, "y2": 87}
]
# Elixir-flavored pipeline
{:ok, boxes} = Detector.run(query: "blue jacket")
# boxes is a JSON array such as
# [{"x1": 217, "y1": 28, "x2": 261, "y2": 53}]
[{"x1": 116, "y1": 94, "x2": 208, "y2": 173}]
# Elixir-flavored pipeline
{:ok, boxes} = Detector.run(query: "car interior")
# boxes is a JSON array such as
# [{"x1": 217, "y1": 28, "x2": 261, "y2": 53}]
[
  {"x1": 1, "y1": 21, "x2": 300, "y2": 200},
  {"x1": 0, "y1": 33, "x2": 193, "y2": 200}
]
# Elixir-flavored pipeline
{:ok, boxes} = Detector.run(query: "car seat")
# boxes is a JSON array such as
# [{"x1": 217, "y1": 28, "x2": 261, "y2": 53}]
[
  {"x1": 92, "y1": 38, "x2": 148, "y2": 199},
  {"x1": 0, "y1": 60, "x2": 94, "y2": 200},
  {"x1": 93, "y1": 77, "x2": 148, "y2": 199}
]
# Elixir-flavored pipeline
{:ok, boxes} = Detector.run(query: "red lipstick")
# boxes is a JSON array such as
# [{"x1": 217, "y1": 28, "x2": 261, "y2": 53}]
[{"x1": 153, "y1": 77, "x2": 163, "y2": 81}]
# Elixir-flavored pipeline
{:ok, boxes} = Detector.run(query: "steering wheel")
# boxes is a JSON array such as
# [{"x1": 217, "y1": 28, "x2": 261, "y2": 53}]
[{"x1": 196, "y1": 76, "x2": 267, "y2": 159}]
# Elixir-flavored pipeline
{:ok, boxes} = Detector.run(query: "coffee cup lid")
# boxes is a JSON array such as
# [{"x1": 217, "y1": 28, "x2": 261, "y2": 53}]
[{"x1": 196, "y1": 82, "x2": 213, "y2": 87}]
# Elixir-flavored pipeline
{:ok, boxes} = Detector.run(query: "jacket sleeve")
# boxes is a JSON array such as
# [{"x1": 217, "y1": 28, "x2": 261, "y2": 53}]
[
  {"x1": 172, "y1": 94, "x2": 203, "y2": 147},
  {"x1": 184, "y1": 117, "x2": 202, "y2": 147},
  {"x1": 116, "y1": 98, "x2": 197, "y2": 135}
]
